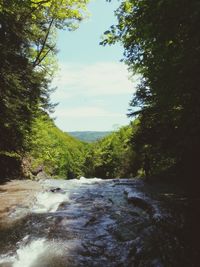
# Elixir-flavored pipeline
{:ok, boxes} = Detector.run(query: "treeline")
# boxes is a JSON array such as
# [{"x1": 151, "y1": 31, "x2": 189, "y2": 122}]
[
  {"x1": 84, "y1": 122, "x2": 139, "y2": 179},
  {"x1": 102, "y1": 0, "x2": 200, "y2": 182},
  {"x1": 0, "y1": 0, "x2": 88, "y2": 179},
  {"x1": 22, "y1": 117, "x2": 142, "y2": 180},
  {"x1": 68, "y1": 131, "x2": 112, "y2": 143}
]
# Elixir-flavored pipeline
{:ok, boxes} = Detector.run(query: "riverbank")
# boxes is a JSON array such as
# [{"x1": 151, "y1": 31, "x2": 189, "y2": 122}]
[{"x1": 0, "y1": 180, "x2": 43, "y2": 226}]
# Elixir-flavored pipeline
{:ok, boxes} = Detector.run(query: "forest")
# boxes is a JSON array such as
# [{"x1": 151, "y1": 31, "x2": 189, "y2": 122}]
[{"x1": 0, "y1": 0, "x2": 199, "y2": 186}]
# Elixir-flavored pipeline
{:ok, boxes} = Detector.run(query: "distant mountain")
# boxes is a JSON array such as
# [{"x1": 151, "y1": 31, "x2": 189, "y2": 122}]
[{"x1": 67, "y1": 131, "x2": 112, "y2": 142}]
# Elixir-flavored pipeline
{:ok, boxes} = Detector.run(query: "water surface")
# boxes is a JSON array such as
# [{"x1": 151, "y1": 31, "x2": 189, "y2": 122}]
[{"x1": 0, "y1": 177, "x2": 199, "y2": 267}]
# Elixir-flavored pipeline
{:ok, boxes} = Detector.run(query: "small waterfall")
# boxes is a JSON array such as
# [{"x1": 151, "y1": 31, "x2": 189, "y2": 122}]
[{"x1": 32, "y1": 191, "x2": 69, "y2": 213}]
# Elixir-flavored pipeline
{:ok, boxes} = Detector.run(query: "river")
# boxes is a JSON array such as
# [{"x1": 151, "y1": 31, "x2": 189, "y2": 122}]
[{"x1": 0, "y1": 177, "x2": 199, "y2": 267}]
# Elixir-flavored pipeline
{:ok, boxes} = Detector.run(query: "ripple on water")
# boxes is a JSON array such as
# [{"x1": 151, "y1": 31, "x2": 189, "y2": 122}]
[{"x1": 0, "y1": 178, "x2": 190, "y2": 267}]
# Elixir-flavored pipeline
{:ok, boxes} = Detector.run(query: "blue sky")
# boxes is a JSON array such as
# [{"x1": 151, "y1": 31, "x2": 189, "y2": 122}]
[{"x1": 51, "y1": 0, "x2": 138, "y2": 131}]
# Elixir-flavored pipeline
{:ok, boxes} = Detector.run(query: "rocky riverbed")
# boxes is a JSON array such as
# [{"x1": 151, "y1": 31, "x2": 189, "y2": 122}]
[{"x1": 0, "y1": 178, "x2": 199, "y2": 267}]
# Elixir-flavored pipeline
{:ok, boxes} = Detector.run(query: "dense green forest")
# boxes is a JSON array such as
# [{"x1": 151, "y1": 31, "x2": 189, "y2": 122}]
[
  {"x1": 0, "y1": 0, "x2": 199, "y2": 183},
  {"x1": 28, "y1": 114, "x2": 87, "y2": 178},
  {"x1": 102, "y1": 0, "x2": 200, "y2": 183},
  {"x1": 29, "y1": 120, "x2": 141, "y2": 180},
  {"x1": 84, "y1": 122, "x2": 140, "y2": 179}
]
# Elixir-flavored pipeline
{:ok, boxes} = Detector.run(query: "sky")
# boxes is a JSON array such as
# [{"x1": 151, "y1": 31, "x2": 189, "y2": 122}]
[{"x1": 51, "y1": 0, "x2": 138, "y2": 132}]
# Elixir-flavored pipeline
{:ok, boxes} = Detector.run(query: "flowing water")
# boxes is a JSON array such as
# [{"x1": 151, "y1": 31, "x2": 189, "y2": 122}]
[{"x1": 0, "y1": 177, "x2": 199, "y2": 267}]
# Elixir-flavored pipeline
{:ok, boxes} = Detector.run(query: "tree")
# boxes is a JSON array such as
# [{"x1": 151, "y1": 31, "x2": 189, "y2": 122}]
[
  {"x1": 0, "y1": 0, "x2": 88, "y2": 149},
  {"x1": 0, "y1": 0, "x2": 88, "y2": 177},
  {"x1": 84, "y1": 124, "x2": 139, "y2": 179},
  {"x1": 103, "y1": 0, "x2": 200, "y2": 180}
]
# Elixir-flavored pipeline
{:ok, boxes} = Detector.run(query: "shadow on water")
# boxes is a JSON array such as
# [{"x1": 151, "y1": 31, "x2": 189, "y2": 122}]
[{"x1": 0, "y1": 178, "x2": 200, "y2": 267}]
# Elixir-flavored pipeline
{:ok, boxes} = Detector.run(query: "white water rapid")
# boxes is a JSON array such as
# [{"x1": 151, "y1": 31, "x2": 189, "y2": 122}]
[{"x1": 0, "y1": 177, "x2": 191, "y2": 267}]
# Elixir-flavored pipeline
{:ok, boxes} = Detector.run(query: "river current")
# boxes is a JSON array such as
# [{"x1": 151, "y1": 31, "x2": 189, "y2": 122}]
[{"x1": 0, "y1": 177, "x2": 199, "y2": 267}]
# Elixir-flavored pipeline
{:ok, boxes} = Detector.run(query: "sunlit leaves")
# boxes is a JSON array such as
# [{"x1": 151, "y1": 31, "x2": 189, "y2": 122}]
[
  {"x1": 30, "y1": 114, "x2": 86, "y2": 178},
  {"x1": 84, "y1": 125, "x2": 138, "y2": 179}
]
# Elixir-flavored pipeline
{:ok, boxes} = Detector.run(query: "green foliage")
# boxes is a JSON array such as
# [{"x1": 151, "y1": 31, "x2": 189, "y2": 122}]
[
  {"x1": 84, "y1": 123, "x2": 139, "y2": 179},
  {"x1": 0, "y1": 0, "x2": 88, "y2": 178},
  {"x1": 29, "y1": 114, "x2": 86, "y2": 178},
  {"x1": 103, "y1": 0, "x2": 200, "y2": 179}
]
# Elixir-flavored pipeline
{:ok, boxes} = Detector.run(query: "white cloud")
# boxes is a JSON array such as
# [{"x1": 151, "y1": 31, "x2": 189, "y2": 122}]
[
  {"x1": 55, "y1": 106, "x2": 123, "y2": 118},
  {"x1": 50, "y1": 61, "x2": 138, "y2": 131},
  {"x1": 52, "y1": 61, "x2": 138, "y2": 100}
]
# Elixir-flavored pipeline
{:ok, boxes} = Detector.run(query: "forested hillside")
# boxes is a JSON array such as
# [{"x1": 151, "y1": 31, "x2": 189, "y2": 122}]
[
  {"x1": 28, "y1": 114, "x2": 86, "y2": 179},
  {"x1": 68, "y1": 131, "x2": 112, "y2": 143},
  {"x1": 84, "y1": 121, "x2": 140, "y2": 179}
]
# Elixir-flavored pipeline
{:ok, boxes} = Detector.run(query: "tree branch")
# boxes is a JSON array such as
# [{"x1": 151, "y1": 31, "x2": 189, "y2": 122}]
[
  {"x1": 33, "y1": 18, "x2": 54, "y2": 67},
  {"x1": 35, "y1": 45, "x2": 55, "y2": 67}
]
